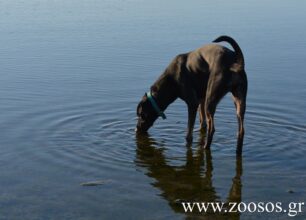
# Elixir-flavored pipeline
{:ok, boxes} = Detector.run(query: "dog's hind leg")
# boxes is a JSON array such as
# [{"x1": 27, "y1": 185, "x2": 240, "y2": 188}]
[
  {"x1": 203, "y1": 73, "x2": 228, "y2": 149},
  {"x1": 203, "y1": 100, "x2": 216, "y2": 149},
  {"x1": 232, "y1": 88, "x2": 246, "y2": 155},
  {"x1": 198, "y1": 100, "x2": 206, "y2": 131}
]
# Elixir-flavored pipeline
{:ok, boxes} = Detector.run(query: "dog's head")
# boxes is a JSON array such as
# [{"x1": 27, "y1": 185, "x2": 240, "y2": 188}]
[{"x1": 136, "y1": 93, "x2": 159, "y2": 133}]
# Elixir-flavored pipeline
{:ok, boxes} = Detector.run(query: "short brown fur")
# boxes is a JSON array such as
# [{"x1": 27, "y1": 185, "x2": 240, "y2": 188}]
[{"x1": 136, "y1": 36, "x2": 247, "y2": 154}]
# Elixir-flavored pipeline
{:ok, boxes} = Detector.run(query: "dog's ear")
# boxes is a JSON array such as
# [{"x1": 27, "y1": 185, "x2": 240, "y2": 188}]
[
  {"x1": 150, "y1": 85, "x2": 158, "y2": 96},
  {"x1": 151, "y1": 85, "x2": 157, "y2": 93},
  {"x1": 137, "y1": 94, "x2": 145, "y2": 116},
  {"x1": 141, "y1": 93, "x2": 147, "y2": 101}
]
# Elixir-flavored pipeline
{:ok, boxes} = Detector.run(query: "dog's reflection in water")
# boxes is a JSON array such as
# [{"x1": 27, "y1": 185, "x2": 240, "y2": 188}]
[{"x1": 135, "y1": 134, "x2": 243, "y2": 219}]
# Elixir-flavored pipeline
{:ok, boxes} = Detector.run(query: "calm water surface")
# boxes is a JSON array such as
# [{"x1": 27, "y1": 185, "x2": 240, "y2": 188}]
[{"x1": 0, "y1": 0, "x2": 306, "y2": 219}]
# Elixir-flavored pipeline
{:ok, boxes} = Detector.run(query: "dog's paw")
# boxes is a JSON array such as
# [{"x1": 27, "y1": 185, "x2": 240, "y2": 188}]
[
  {"x1": 200, "y1": 123, "x2": 207, "y2": 129},
  {"x1": 203, "y1": 143, "x2": 211, "y2": 150},
  {"x1": 195, "y1": 126, "x2": 206, "y2": 132}
]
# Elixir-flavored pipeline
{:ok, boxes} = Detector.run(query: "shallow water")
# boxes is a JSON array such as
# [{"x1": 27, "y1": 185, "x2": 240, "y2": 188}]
[{"x1": 0, "y1": 0, "x2": 306, "y2": 219}]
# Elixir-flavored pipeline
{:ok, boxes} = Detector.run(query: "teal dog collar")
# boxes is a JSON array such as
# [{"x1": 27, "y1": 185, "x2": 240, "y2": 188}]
[{"x1": 146, "y1": 92, "x2": 166, "y2": 120}]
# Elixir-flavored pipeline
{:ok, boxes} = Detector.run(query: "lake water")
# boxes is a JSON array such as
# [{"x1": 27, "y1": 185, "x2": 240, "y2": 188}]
[{"x1": 0, "y1": 0, "x2": 306, "y2": 219}]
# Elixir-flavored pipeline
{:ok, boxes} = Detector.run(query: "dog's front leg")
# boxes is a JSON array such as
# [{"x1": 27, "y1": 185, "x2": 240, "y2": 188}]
[{"x1": 186, "y1": 104, "x2": 198, "y2": 143}]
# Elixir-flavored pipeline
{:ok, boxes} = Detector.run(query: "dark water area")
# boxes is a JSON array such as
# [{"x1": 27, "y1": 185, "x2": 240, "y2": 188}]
[{"x1": 0, "y1": 0, "x2": 306, "y2": 219}]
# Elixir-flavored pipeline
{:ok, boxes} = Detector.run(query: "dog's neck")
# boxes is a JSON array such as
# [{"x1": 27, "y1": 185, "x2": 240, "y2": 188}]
[{"x1": 150, "y1": 74, "x2": 178, "y2": 112}]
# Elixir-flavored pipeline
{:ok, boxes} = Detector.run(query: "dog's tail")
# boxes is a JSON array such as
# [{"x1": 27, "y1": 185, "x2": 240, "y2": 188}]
[{"x1": 213, "y1": 35, "x2": 245, "y2": 71}]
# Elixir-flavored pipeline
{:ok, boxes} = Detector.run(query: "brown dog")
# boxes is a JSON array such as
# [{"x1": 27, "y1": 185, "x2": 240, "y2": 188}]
[{"x1": 136, "y1": 36, "x2": 247, "y2": 154}]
